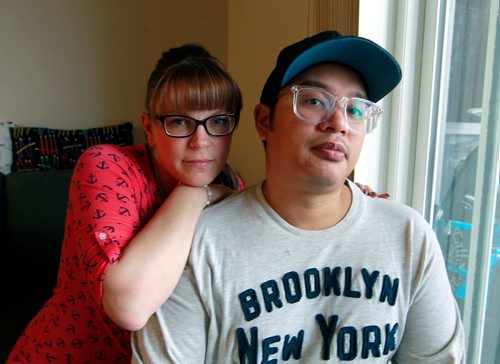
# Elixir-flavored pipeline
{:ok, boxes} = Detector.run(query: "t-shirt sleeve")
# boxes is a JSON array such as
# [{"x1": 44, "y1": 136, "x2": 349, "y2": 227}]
[
  {"x1": 65, "y1": 145, "x2": 146, "y2": 305},
  {"x1": 393, "y1": 225, "x2": 466, "y2": 362}
]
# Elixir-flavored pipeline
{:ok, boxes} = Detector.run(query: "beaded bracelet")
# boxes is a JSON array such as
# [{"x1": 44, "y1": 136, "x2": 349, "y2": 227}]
[{"x1": 203, "y1": 185, "x2": 212, "y2": 206}]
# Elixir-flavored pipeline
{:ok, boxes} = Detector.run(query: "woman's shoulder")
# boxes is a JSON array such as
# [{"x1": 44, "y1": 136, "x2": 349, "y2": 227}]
[
  {"x1": 73, "y1": 144, "x2": 152, "y2": 183},
  {"x1": 80, "y1": 143, "x2": 146, "y2": 160},
  {"x1": 77, "y1": 144, "x2": 148, "y2": 168}
]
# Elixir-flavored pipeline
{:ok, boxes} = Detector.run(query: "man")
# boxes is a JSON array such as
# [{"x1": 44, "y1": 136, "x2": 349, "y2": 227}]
[{"x1": 132, "y1": 31, "x2": 465, "y2": 363}]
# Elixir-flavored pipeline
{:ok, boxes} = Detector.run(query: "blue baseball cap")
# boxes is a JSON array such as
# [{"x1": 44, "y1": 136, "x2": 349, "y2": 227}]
[{"x1": 260, "y1": 30, "x2": 402, "y2": 104}]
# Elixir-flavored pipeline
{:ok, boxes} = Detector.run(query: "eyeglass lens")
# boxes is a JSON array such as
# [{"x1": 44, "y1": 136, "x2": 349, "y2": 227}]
[
  {"x1": 293, "y1": 87, "x2": 381, "y2": 134},
  {"x1": 162, "y1": 114, "x2": 236, "y2": 137}
]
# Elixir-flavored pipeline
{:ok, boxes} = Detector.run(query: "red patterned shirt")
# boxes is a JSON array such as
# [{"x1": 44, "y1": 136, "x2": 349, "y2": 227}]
[{"x1": 8, "y1": 144, "x2": 163, "y2": 363}]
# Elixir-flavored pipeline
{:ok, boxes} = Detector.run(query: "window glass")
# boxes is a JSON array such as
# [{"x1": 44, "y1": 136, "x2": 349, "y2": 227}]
[{"x1": 431, "y1": 0, "x2": 499, "y2": 362}]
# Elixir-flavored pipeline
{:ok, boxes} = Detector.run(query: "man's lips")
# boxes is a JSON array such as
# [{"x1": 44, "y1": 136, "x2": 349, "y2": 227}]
[{"x1": 311, "y1": 142, "x2": 347, "y2": 161}]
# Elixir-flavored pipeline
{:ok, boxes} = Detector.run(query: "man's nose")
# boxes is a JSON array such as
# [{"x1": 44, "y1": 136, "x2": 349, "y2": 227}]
[{"x1": 318, "y1": 106, "x2": 348, "y2": 134}]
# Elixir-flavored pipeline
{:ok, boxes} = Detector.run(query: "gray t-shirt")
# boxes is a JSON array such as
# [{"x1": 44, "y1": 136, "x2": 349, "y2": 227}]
[{"x1": 132, "y1": 181, "x2": 465, "y2": 363}]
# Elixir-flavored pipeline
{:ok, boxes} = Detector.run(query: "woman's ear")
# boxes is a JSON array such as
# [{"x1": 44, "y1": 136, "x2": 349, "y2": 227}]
[
  {"x1": 254, "y1": 103, "x2": 271, "y2": 142},
  {"x1": 141, "y1": 112, "x2": 155, "y2": 146}
]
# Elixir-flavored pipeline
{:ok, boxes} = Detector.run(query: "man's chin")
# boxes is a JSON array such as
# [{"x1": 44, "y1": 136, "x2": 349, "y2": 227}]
[{"x1": 307, "y1": 173, "x2": 349, "y2": 190}]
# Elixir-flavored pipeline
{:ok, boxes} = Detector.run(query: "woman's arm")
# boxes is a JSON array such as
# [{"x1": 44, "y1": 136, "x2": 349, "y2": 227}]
[{"x1": 102, "y1": 184, "x2": 233, "y2": 331}]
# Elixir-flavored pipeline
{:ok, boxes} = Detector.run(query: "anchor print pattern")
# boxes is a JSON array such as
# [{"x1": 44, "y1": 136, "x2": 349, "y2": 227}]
[{"x1": 8, "y1": 144, "x2": 163, "y2": 363}]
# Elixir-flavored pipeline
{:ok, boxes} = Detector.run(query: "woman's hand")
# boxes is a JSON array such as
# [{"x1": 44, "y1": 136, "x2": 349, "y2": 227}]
[
  {"x1": 355, "y1": 182, "x2": 390, "y2": 199},
  {"x1": 175, "y1": 183, "x2": 235, "y2": 206},
  {"x1": 206, "y1": 184, "x2": 236, "y2": 205}
]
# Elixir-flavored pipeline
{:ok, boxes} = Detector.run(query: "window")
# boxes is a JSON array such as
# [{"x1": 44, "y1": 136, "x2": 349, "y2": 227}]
[
  {"x1": 428, "y1": 0, "x2": 499, "y2": 362},
  {"x1": 360, "y1": 0, "x2": 499, "y2": 362}
]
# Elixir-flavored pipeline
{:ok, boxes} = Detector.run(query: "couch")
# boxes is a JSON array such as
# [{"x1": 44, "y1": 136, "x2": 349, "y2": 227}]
[
  {"x1": 0, "y1": 120, "x2": 135, "y2": 361},
  {"x1": 0, "y1": 168, "x2": 73, "y2": 361}
]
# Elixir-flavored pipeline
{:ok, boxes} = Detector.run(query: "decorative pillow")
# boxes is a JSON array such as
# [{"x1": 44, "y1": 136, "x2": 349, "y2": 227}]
[
  {"x1": 10, "y1": 122, "x2": 133, "y2": 171},
  {"x1": 0, "y1": 121, "x2": 16, "y2": 174}
]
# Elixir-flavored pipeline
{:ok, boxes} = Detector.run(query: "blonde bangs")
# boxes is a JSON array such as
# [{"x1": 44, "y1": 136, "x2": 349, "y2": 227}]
[{"x1": 151, "y1": 63, "x2": 241, "y2": 117}]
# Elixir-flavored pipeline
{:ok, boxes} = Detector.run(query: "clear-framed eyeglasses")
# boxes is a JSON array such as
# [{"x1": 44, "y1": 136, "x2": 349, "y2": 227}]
[
  {"x1": 155, "y1": 113, "x2": 238, "y2": 138},
  {"x1": 289, "y1": 85, "x2": 383, "y2": 134}
]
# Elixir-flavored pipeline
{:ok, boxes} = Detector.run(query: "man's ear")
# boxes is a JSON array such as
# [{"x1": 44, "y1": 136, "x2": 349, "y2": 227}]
[
  {"x1": 254, "y1": 103, "x2": 271, "y2": 142},
  {"x1": 141, "y1": 112, "x2": 155, "y2": 146}
]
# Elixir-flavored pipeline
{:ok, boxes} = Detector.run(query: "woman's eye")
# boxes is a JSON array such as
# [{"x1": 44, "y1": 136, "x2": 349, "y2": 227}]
[
  {"x1": 168, "y1": 118, "x2": 188, "y2": 127},
  {"x1": 212, "y1": 116, "x2": 229, "y2": 125}
]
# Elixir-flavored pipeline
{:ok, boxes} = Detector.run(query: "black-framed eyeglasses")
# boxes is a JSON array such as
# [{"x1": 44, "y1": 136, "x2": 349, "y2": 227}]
[
  {"x1": 289, "y1": 85, "x2": 384, "y2": 134},
  {"x1": 155, "y1": 113, "x2": 239, "y2": 138}
]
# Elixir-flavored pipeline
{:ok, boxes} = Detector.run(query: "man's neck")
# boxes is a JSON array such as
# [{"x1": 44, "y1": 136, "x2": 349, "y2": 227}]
[{"x1": 261, "y1": 179, "x2": 352, "y2": 230}]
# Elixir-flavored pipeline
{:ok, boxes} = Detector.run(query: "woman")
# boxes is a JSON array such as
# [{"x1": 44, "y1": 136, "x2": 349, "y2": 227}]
[{"x1": 8, "y1": 44, "x2": 243, "y2": 363}]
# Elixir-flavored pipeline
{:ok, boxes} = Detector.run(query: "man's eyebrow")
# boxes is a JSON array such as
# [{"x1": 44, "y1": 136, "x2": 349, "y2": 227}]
[
  {"x1": 295, "y1": 80, "x2": 326, "y2": 88},
  {"x1": 353, "y1": 90, "x2": 367, "y2": 98},
  {"x1": 296, "y1": 79, "x2": 368, "y2": 99}
]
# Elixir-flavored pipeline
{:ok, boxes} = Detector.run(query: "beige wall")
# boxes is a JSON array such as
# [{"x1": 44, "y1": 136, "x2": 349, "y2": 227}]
[
  {"x1": 227, "y1": 0, "x2": 359, "y2": 185},
  {"x1": 227, "y1": 0, "x2": 311, "y2": 185},
  {"x1": 0, "y1": 0, "x2": 228, "y2": 145}
]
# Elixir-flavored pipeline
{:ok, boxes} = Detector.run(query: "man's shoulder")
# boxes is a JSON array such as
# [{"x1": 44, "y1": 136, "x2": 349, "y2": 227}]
[
  {"x1": 361, "y1": 192, "x2": 431, "y2": 228},
  {"x1": 193, "y1": 184, "x2": 263, "y2": 240},
  {"x1": 204, "y1": 184, "x2": 259, "y2": 215}
]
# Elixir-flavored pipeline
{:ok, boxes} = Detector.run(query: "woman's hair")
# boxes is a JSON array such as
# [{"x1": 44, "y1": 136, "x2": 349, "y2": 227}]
[
  {"x1": 146, "y1": 45, "x2": 244, "y2": 189},
  {"x1": 213, "y1": 163, "x2": 243, "y2": 190},
  {"x1": 146, "y1": 44, "x2": 243, "y2": 119}
]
